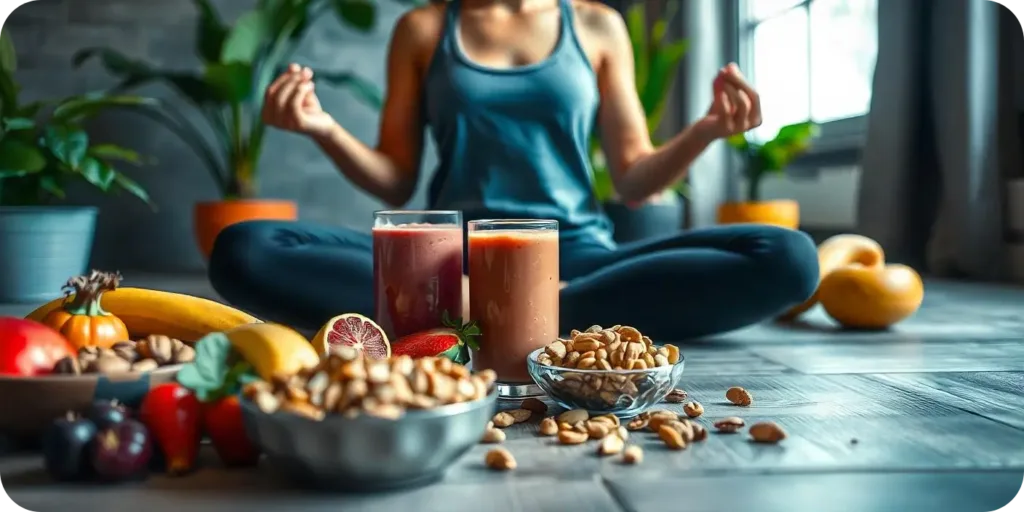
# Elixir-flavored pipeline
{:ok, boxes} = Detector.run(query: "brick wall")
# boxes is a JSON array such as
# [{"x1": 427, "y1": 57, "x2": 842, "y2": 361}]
[{"x1": 3, "y1": 0, "x2": 435, "y2": 272}]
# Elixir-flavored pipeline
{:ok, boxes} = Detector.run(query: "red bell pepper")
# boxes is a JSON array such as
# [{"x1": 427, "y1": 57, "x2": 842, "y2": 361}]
[
  {"x1": 139, "y1": 382, "x2": 202, "y2": 476},
  {"x1": 203, "y1": 395, "x2": 260, "y2": 467}
]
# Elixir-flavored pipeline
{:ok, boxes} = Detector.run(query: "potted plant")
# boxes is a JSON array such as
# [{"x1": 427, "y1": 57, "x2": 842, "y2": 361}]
[
  {"x1": 590, "y1": 2, "x2": 689, "y2": 243},
  {"x1": 0, "y1": 31, "x2": 154, "y2": 302},
  {"x1": 717, "y1": 122, "x2": 819, "y2": 229},
  {"x1": 72, "y1": 0, "x2": 389, "y2": 259}
]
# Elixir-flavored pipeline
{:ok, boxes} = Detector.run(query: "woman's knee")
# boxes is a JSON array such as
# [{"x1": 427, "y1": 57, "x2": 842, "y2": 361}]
[
  {"x1": 208, "y1": 220, "x2": 281, "y2": 297},
  {"x1": 754, "y1": 227, "x2": 820, "y2": 303}
]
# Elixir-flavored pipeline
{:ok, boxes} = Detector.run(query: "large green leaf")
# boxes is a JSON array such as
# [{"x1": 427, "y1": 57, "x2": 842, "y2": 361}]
[
  {"x1": 51, "y1": 94, "x2": 159, "y2": 124},
  {"x1": 113, "y1": 172, "x2": 152, "y2": 205},
  {"x1": 204, "y1": 62, "x2": 254, "y2": 102},
  {"x1": 0, "y1": 29, "x2": 16, "y2": 73},
  {"x1": 333, "y1": 0, "x2": 376, "y2": 32},
  {"x1": 89, "y1": 143, "x2": 145, "y2": 165},
  {"x1": 221, "y1": 10, "x2": 269, "y2": 64},
  {"x1": 726, "y1": 133, "x2": 750, "y2": 152},
  {"x1": 0, "y1": 71, "x2": 18, "y2": 118},
  {"x1": 2, "y1": 117, "x2": 34, "y2": 132},
  {"x1": 192, "y1": 0, "x2": 229, "y2": 63},
  {"x1": 0, "y1": 138, "x2": 46, "y2": 174},
  {"x1": 42, "y1": 126, "x2": 90, "y2": 170},
  {"x1": 77, "y1": 156, "x2": 117, "y2": 191},
  {"x1": 314, "y1": 70, "x2": 383, "y2": 109},
  {"x1": 261, "y1": 0, "x2": 312, "y2": 40}
]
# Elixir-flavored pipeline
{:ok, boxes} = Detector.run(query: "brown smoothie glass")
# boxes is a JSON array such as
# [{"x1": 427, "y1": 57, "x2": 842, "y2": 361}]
[
  {"x1": 468, "y1": 219, "x2": 559, "y2": 397},
  {"x1": 373, "y1": 211, "x2": 464, "y2": 341}
]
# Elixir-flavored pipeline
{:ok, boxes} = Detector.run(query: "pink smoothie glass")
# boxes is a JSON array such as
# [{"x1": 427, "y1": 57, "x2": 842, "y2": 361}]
[{"x1": 373, "y1": 210, "x2": 464, "y2": 340}]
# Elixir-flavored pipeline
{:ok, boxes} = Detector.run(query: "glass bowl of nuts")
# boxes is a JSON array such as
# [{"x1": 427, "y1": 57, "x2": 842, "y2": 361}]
[
  {"x1": 526, "y1": 325, "x2": 685, "y2": 418},
  {"x1": 239, "y1": 347, "x2": 498, "y2": 493}
]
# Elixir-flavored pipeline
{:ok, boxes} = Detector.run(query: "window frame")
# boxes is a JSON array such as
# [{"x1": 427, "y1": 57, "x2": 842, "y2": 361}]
[{"x1": 735, "y1": 0, "x2": 874, "y2": 165}]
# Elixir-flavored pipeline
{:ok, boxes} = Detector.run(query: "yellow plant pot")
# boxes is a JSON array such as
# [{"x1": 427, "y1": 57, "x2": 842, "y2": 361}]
[{"x1": 716, "y1": 200, "x2": 800, "y2": 230}]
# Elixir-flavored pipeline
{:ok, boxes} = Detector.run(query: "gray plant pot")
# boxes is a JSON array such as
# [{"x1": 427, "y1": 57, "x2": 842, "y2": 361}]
[
  {"x1": 603, "y1": 195, "x2": 686, "y2": 244},
  {"x1": 0, "y1": 206, "x2": 98, "y2": 303}
]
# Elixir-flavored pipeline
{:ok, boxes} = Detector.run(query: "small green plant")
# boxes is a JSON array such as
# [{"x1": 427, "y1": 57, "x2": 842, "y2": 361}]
[
  {"x1": 589, "y1": 2, "x2": 689, "y2": 203},
  {"x1": 0, "y1": 30, "x2": 153, "y2": 206},
  {"x1": 72, "y1": 0, "x2": 405, "y2": 200},
  {"x1": 726, "y1": 121, "x2": 819, "y2": 202}
]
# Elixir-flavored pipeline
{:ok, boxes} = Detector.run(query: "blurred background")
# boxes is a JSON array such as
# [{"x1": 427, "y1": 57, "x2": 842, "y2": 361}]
[{"x1": 1, "y1": 0, "x2": 1022, "y2": 283}]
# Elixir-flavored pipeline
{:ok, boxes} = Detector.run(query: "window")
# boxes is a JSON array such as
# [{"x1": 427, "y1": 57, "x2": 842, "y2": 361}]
[{"x1": 738, "y1": 0, "x2": 879, "y2": 148}]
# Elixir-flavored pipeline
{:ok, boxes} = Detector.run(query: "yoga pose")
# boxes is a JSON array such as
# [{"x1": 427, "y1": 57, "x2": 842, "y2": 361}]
[{"x1": 209, "y1": 0, "x2": 819, "y2": 340}]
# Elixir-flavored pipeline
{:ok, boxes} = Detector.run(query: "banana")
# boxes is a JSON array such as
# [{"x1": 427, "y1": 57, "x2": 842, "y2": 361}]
[
  {"x1": 225, "y1": 323, "x2": 320, "y2": 381},
  {"x1": 25, "y1": 288, "x2": 261, "y2": 343}
]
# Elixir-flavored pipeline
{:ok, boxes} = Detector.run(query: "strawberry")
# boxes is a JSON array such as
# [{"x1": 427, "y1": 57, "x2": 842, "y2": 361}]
[{"x1": 392, "y1": 311, "x2": 480, "y2": 364}]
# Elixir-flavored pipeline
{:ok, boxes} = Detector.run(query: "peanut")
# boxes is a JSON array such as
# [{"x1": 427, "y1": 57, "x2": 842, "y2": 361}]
[
  {"x1": 597, "y1": 434, "x2": 625, "y2": 456},
  {"x1": 557, "y1": 409, "x2": 589, "y2": 424},
  {"x1": 492, "y1": 412, "x2": 516, "y2": 428},
  {"x1": 485, "y1": 448, "x2": 516, "y2": 470},
  {"x1": 622, "y1": 445, "x2": 644, "y2": 464},
  {"x1": 726, "y1": 386, "x2": 753, "y2": 406},
  {"x1": 691, "y1": 422, "x2": 708, "y2": 442},
  {"x1": 749, "y1": 421, "x2": 787, "y2": 443},
  {"x1": 665, "y1": 388, "x2": 687, "y2": 403},
  {"x1": 683, "y1": 401, "x2": 704, "y2": 418},
  {"x1": 481, "y1": 428, "x2": 506, "y2": 444},
  {"x1": 586, "y1": 421, "x2": 611, "y2": 439},
  {"x1": 714, "y1": 417, "x2": 746, "y2": 433},
  {"x1": 539, "y1": 417, "x2": 559, "y2": 436},
  {"x1": 508, "y1": 408, "x2": 533, "y2": 424},
  {"x1": 557, "y1": 430, "x2": 589, "y2": 445}
]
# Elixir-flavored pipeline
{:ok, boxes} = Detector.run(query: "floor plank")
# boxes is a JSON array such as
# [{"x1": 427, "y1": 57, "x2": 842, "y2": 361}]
[
  {"x1": 870, "y1": 372, "x2": 1024, "y2": 430},
  {"x1": 603, "y1": 471, "x2": 1024, "y2": 512}
]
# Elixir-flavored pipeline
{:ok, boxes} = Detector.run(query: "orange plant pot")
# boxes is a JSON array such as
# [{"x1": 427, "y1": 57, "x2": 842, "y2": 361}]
[
  {"x1": 194, "y1": 200, "x2": 298, "y2": 259},
  {"x1": 716, "y1": 199, "x2": 800, "y2": 230}
]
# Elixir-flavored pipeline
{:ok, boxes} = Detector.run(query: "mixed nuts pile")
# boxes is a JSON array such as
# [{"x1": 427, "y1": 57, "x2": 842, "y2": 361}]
[
  {"x1": 537, "y1": 325, "x2": 683, "y2": 410},
  {"x1": 53, "y1": 335, "x2": 196, "y2": 375},
  {"x1": 243, "y1": 347, "x2": 496, "y2": 421},
  {"x1": 483, "y1": 385, "x2": 788, "y2": 471}
]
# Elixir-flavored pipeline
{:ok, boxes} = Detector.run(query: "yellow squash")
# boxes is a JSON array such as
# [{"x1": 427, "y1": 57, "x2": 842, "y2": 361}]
[
  {"x1": 819, "y1": 263, "x2": 924, "y2": 330},
  {"x1": 779, "y1": 234, "x2": 886, "y2": 320},
  {"x1": 225, "y1": 323, "x2": 320, "y2": 381},
  {"x1": 26, "y1": 288, "x2": 261, "y2": 343}
]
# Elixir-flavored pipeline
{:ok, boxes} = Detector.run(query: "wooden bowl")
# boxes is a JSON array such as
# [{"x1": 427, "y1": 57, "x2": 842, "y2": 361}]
[{"x1": 0, "y1": 365, "x2": 180, "y2": 437}]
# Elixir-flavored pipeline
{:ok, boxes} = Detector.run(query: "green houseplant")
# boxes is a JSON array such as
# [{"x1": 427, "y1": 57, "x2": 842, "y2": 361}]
[
  {"x1": 72, "y1": 0, "x2": 394, "y2": 258},
  {"x1": 0, "y1": 30, "x2": 155, "y2": 301},
  {"x1": 591, "y1": 2, "x2": 688, "y2": 243},
  {"x1": 716, "y1": 121, "x2": 818, "y2": 230}
]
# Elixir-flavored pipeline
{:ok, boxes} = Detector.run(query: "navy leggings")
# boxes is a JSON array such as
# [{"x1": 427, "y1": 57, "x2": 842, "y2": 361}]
[{"x1": 208, "y1": 221, "x2": 819, "y2": 341}]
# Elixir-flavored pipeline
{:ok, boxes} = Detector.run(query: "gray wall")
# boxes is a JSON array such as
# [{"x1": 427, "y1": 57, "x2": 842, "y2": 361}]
[{"x1": 5, "y1": 0, "x2": 436, "y2": 273}]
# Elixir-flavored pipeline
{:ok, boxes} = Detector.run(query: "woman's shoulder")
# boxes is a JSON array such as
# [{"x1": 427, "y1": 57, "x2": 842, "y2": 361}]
[
  {"x1": 395, "y1": 2, "x2": 447, "y2": 39},
  {"x1": 571, "y1": 0, "x2": 624, "y2": 30}
]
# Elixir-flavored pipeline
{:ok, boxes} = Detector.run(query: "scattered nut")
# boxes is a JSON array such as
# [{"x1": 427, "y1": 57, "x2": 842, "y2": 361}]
[
  {"x1": 508, "y1": 409, "x2": 533, "y2": 424},
  {"x1": 53, "y1": 356, "x2": 82, "y2": 376},
  {"x1": 749, "y1": 421, "x2": 787, "y2": 444},
  {"x1": 557, "y1": 430, "x2": 589, "y2": 445},
  {"x1": 665, "y1": 388, "x2": 687, "y2": 403},
  {"x1": 691, "y1": 422, "x2": 708, "y2": 442},
  {"x1": 647, "y1": 411, "x2": 680, "y2": 433},
  {"x1": 520, "y1": 398, "x2": 548, "y2": 414},
  {"x1": 714, "y1": 417, "x2": 746, "y2": 433},
  {"x1": 492, "y1": 412, "x2": 516, "y2": 428},
  {"x1": 626, "y1": 416, "x2": 649, "y2": 431},
  {"x1": 130, "y1": 358, "x2": 159, "y2": 373},
  {"x1": 586, "y1": 421, "x2": 611, "y2": 439},
  {"x1": 481, "y1": 428, "x2": 506, "y2": 444},
  {"x1": 557, "y1": 409, "x2": 589, "y2": 424},
  {"x1": 485, "y1": 448, "x2": 516, "y2": 470},
  {"x1": 539, "y1": 417, "x2": 559, "y2": 436},
  {"x1": 597, "y1": 434, "x2": 625, "y2": 456},
  {"x1": 683, "y1": 401, "x2": 704, "y2": 418},
  {"x1": 658, "y1": 424, "x2": 687, "y2": 450},
  {"x1": 726, "y1": 386, "x2": 753, "y2": 406},
  {"x1": 622, "y1": 445, "x2": 644, "y2": 464}
]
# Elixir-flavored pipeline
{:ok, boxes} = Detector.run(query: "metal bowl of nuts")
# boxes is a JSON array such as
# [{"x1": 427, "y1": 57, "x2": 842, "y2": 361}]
[
  {"x1": 526, "y1": 325, "x2": 685, "y2": 418},
  {"x1": 239, "y1": 349, "x2": 498, "y2": 493},
  {"x1": 0, "y1": 335, "x2": 193, "y2": 437}
]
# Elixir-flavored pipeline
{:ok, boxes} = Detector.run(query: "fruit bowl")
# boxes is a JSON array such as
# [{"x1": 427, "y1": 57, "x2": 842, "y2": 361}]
[
  {"x1": 0, "y1": 365, "x2": 180, "y2": 438},
  {"x1": 240, "y1": 388, "x2": 498, "y2": 492},
  {"x1": 526, "y1": 348, "x2": 685, "y2": 418}
]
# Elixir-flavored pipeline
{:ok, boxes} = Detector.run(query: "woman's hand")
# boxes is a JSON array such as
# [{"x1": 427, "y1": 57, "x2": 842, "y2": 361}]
[
  {"x1": 696, "y1": 63, "x2": 762, "y2": 140},
  {"x1": 262, "y1": 63, "x2": 337, "y2": 139}
]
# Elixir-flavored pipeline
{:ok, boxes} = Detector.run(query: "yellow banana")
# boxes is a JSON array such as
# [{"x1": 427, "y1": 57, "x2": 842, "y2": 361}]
[
  {"x1": 225, "y1": 323, "x2": 320, "y2": 381},
  {"x1": 25, "y1": 287, "x2": 261, "y2": 342}
]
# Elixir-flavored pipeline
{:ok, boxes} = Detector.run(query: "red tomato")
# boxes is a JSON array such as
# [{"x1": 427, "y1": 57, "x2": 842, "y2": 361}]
[
  {"x1": 0, "y1": 317, "x2": 75, "y2": 376},
  {"x1": 203, "y1": 395, "x2": 260, "y2": 467},
  {"x1": 139, "y1": 383, "x2": 202, "y2": 476}
]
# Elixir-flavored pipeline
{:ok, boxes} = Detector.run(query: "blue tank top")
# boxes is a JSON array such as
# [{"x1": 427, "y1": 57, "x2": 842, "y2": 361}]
[{"x1": 423, "y1": 0, "x2": 614, "y2": 247}]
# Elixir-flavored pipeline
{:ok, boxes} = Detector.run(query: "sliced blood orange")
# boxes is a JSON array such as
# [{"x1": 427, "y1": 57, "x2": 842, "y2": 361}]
[{"x1": 314, "y1": 313, "x2": 391, "y2": 359}]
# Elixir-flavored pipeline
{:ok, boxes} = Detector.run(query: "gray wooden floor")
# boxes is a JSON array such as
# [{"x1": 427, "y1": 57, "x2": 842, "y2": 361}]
[{"x1": 2, "y1": 274, "x2": 1023, "y2": 512}]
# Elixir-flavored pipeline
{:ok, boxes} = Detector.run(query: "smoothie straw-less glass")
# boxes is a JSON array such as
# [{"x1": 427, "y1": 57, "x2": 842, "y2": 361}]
[
  {"x1": 373, "y1": 211, "x2": 463, "y2": 340},
  {"x1": 468, "y1": 219, "x2": 559, "y2": 398}
]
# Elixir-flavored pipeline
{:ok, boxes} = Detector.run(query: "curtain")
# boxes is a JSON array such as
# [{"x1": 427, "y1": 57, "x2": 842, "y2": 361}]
[{"x1": 857, "y1": 0, "x2": 1019, "y2": 279}]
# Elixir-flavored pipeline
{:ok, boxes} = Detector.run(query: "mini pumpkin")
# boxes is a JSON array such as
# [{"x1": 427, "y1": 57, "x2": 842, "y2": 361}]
[{"x1": 42, "y1": 270, "x2": 130, "y2": 350}]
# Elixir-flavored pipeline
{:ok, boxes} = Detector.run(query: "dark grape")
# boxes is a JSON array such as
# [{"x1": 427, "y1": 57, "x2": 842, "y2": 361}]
[
  {"x1": 91, "y1": 420, "x2": 152, "y2": 482},
  {"x1": 41, "y1": 412, "x2": 97, "y2": 482},
  {"x1": 85, "y1": 399, "x2": 131, "y2": 431}
]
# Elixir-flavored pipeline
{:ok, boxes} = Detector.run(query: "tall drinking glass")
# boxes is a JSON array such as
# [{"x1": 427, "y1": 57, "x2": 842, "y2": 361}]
[
  {"x1": 373, "y1": 210, "x2": 463, "y2": 340},
  {"x1": 468, "y1": 219, "x2": 559, "y2": 398}
]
